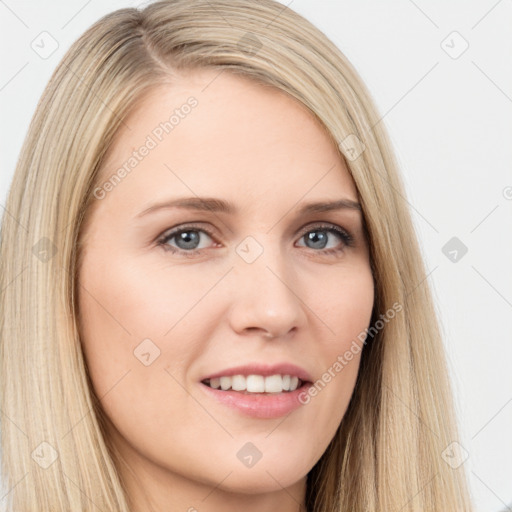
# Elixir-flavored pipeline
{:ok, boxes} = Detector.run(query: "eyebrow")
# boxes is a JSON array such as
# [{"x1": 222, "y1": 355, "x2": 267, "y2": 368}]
[{"x1": 135, "y1": 196, "x2": 362, "y2": 218}]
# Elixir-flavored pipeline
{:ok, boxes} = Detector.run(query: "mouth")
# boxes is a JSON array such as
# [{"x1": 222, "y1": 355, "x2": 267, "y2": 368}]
[
  {"x1": 201, "y1": 374, "x2": 310, "y2": 395},
  {"x1": 199, "y1": 372, "x2": 314, "y2": 418}
]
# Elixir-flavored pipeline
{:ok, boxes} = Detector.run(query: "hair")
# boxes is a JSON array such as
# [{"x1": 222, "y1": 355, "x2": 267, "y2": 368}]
[{"x1": 0, "y1": 0, "x2": 474, "y2": 510}]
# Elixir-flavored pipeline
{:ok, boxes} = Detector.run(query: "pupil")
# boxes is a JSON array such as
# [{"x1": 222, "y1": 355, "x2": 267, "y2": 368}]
[
  {"x1": 177, "y1": 231, "x2": 199, "y2": 250},
  {"x1": 306, "y1": 230, "x2": 327, "y2": 249}
]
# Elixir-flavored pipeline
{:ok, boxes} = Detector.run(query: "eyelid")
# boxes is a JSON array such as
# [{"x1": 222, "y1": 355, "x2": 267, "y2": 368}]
[
  {"x1": 296, "y1": 221, "x2": 350, "y2": 237},
  {"x1": 157, "y1": 222, "x2": 217, "y2": 242}
]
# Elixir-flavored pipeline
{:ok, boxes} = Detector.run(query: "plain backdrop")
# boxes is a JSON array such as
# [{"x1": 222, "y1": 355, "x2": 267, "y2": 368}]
[{"x1": 1, "y1": 1, "x2": 511, "y2": 510}]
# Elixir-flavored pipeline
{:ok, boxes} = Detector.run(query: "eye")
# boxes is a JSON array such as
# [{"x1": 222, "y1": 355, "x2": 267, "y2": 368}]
[
  {"x1": 295, "y1": 223, "x2": 354, "y2": 255},
  {"x1": 157, "y1": 222, "x2": 354, "y2": 257},
  {"x1": 157, "y1": 224, "x2": 217, "y2": 256}
]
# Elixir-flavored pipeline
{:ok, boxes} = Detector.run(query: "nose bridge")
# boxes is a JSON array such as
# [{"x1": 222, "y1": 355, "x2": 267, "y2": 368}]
[{"x1": 228, "y1": 234, "x2": 306, "y2": 337}]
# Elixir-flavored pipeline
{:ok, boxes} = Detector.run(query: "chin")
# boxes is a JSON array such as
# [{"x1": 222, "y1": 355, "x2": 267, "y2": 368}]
[{"x1": 196, "y1": 456, "x2": 310, "y2": 495}]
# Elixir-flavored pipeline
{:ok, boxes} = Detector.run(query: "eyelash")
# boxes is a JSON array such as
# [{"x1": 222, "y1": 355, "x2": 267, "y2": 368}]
[{"x1": 156, "y1": 222, "x2": 355, "y2": 257}]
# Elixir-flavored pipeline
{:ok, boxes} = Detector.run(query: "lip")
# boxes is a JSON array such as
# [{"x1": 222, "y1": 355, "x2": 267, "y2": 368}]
[
  {"x1": 199, "y1": 363, "x2": 314, "y2": 419},
  {"x1": 200, "y1": 363, "x2": 314, "y2": 383},
  {"x1": 199, "y1": 379, "x2": 313, "y2": 419}
]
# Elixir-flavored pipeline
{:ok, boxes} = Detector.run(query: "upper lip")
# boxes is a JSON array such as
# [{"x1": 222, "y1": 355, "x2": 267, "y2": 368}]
[{"x1": 201, "y1": 363, "x2": 313, "y2": 383}]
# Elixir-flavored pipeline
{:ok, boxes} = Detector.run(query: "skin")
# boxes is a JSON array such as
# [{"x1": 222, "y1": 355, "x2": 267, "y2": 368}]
[{"x1": 77, "y1": 68, "x2": 375, "y2": 512}]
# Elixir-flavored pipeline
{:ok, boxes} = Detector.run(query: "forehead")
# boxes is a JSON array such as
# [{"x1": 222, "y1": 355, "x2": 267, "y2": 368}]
[{"x1": 93, "y1": 68, "x2": 359, "y2": 217}]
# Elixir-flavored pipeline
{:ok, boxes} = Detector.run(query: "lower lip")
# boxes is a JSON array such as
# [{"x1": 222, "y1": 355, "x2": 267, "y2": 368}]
[{"x1": 199, "y1": 382, "x2": 312, "y2": 419}]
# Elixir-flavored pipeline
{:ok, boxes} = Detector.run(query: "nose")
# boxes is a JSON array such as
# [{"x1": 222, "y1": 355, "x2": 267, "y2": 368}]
[{"x1": 227, "y1": 245, "x2": 307, "y2": 339}]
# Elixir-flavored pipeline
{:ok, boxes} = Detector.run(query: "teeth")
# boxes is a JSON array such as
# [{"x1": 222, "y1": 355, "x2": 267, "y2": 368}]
[
  {"x1": 205, "y1": 374, "x2": 303, "y2": 393},
  {"x1": 247, "y1": 374, "x2": 265, "y2": 392},
  {"x1": 231, "y1": 374, "x2": 246, "y2": 391},
  {"x1": 220, "y1": 376, "x2": 231, "y2": 391}
]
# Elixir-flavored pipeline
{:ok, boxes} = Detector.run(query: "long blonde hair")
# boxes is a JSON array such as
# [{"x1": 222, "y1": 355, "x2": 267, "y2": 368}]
[{"x1": 0, "y1": 1, "x2": 474, "y2": 510}]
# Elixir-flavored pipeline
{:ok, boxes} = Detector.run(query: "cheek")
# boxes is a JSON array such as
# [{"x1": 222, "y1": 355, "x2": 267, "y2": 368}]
[
  {"x1": 78, "y1": 251, "x2": 224, "y2": 349},
  {"x1": 76, "y1": 250, "x2": 214, "y2": 446},
  {"x1": 302, "y1": 262, "x2": 374, "y2": 424},
  {"x1": 76, "y1": 249, "x2": 232, "y2": 405},
  {"x1": 315, "y1": 260, "x2": 375, "y2": 350}
]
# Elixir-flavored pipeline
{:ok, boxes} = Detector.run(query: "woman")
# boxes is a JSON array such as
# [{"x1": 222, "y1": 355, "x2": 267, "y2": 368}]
[{"x1": 0, "y1": 0, "x2": 474, "y2": 510}]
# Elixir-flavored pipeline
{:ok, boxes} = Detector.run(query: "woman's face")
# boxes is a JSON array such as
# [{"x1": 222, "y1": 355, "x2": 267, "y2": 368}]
[{"x1": 78, "y1": 68, "x2": 374, "y2": 509}]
